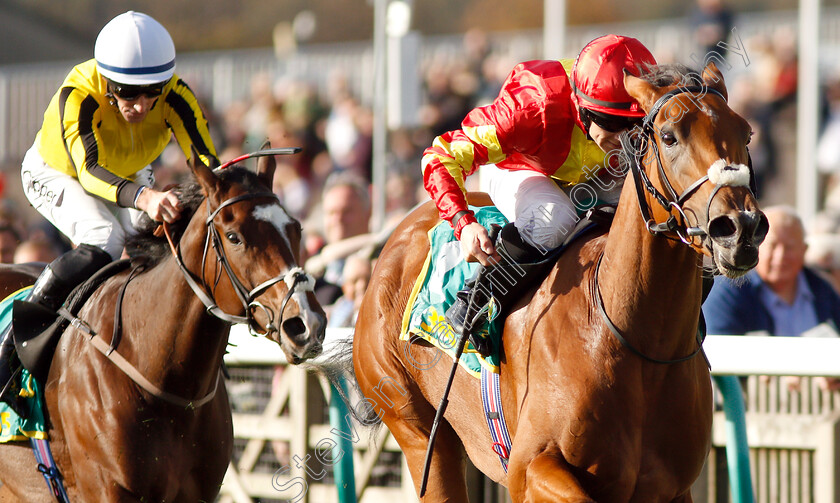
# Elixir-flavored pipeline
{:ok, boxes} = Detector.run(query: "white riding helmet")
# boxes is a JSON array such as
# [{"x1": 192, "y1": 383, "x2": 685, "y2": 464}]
[{"x1": 94, "y1": 11, "x2": 175, "y2": 86}]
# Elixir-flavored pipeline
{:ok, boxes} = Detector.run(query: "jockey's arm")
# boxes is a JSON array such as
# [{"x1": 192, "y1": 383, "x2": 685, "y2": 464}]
[
  {"x1": 423, "y1": 61, "x2": 572, "y2": 265},
  {"x1": 422, "y1": 130, "x2": 502, "y2": 266},
  {"x1": 165, "y1": 79, "x2": 219, "y2": 168}
]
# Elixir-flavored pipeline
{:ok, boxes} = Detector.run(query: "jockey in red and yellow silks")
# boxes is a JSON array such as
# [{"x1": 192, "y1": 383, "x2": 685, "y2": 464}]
[
  {"x1": 422, "y1": 59, "x2": 603, "y2": 229},
  {"x1": 425, "y1": 34, "x2": 657, "y2": 356}
]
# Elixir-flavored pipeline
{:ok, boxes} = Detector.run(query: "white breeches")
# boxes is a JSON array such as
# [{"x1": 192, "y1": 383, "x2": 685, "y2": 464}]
[
  {"x1": 21, "y1": 145, "x2": 151, "y2": 260},
  {"x1": 481, "y1": 164, "x2": 622, "y2": 251}
]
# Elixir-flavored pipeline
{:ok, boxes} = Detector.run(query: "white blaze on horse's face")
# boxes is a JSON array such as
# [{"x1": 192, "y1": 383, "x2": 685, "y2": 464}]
[
  {"x1": 254, "y1": 203, "x2": 294, "y2": 252},
  {"x1": 252, "y1": 203, "x2": 318, "y2": 315},
  {"x1": 708, "y1": 159, "x2": 750, "y2": 187}
]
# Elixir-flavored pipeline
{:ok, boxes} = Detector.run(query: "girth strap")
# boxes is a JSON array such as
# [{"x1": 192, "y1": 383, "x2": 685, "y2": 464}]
[
  {"x1": 480, "y1": 367, "x2": 512, "y2": 472},
  {"x1": 31, "y1": 437, "x2": 70, "y2": 502}
]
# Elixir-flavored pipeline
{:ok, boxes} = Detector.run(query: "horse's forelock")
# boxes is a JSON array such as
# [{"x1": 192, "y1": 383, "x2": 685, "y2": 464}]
[{"x1": 640, "y1": 63, "x2": 703, "y2": 88}]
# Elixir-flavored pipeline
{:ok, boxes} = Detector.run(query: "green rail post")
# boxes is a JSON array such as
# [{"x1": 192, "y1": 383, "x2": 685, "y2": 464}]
[
  {"x1": 330, "y1": 380, "x2": 357, "y2": 503},
  {"x1": 713, "y1": 375, "x2": 755, "y2": 503}
]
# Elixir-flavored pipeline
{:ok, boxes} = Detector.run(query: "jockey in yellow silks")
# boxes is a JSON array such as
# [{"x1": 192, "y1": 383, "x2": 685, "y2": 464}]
[{"x1": 1, "y1": 11, "x2": 218, "y2": 407}]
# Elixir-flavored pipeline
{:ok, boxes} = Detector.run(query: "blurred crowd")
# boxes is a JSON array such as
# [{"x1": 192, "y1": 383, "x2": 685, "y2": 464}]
[{"x1": 4, "y1": 6, "x2": 840, "y2": 328}]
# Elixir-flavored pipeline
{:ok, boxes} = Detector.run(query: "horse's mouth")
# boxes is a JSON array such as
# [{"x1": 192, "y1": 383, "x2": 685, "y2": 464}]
[
  {"x1": 712, "y1": 248, "x2": 758, "y2": 279},
  {"x1": 281, "y1": 340, "x2": 323, "y2": 365}
]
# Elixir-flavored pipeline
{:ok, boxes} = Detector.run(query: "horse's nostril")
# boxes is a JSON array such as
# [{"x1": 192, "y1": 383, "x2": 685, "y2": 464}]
[
  {"x1": 708, "y1": 215, "x2": 737, "y2": 240},
  {"x1": 282, "y1": 317, "x2": 307, "y2": 342},
  {"x1": 753, "y1": 213, "x2": 769, "y2": 244}
]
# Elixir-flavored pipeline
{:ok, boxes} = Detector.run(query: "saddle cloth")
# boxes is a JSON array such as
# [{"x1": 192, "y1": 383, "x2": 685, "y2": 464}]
[
  {"x1": 0, "y1": 287, "x2": 48, "y2": 442},
  {"x1": 400, "y1": 206, "x2": 508, "y2": 377}
]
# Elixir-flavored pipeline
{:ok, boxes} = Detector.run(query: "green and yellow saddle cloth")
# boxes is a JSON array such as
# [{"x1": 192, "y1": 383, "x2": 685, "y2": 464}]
[
  {"x1": 400, "y1": 206, "x2": 509, "y2": 377},
  {"x1": 0, "y1": 286, "x2": 48, "y2": 443}
]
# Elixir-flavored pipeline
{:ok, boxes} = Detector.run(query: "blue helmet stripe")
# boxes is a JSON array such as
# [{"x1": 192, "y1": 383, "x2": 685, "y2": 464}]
[{"x1": 96, "y1": 58, "x2": 175, "y2": 75}]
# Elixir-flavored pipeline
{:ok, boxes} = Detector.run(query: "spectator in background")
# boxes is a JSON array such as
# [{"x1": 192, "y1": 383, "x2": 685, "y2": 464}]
[
  {"x1": 241, "y1": 72, "x2": 277, "y2": 149},
  {"x1": 25, "y1": 221, "x2": 72, "y2": 255},
  {"x1": 14, "y1": 236, "x2": 61, "y2": 264},
  {"x1": 323, "y1": 95, "x2": 372, "y2": 181},
  {"x1": 311, "y1": 171, "x2": 371, "y2": 306},
  {"x1": 152, "y1": 142, "x2": 189, "y2": 190},
  {"x1": 0, "y1": 225, "x2": 21, "y2": 264},
  {"x1": 805, "y1": 232, "x2": 840, "y2": 293},
  {"x1": 704, "y1": 205, "x2": 840, "y2": 391},
  {"x1": 689, "y1": 0, "x2": 734, "y2": 58},
  {"x1": 327, "y1": 252, "x2": 372, "y2": 328}
]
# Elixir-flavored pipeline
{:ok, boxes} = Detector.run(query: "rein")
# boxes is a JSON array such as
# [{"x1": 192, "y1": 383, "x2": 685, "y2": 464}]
[{"x1": 593, "y1": 254, "x2": 706, "y2": 365}]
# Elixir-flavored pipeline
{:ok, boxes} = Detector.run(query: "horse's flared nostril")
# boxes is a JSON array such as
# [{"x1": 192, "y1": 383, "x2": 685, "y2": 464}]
[
  {"x1": 751, "y1": 212, "x2": 769, "y2": 245},
  {"x1": 282, "y1": 317, "x2": 307, "y2": 343},
  {"x1": 708, "y1": 215, "x2": 738, "y2": 241}
]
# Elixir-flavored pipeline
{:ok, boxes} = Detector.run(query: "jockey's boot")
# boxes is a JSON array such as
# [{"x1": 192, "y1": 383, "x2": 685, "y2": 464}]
[
  {"x1": 446, "y1": 223, "x2": 549, "y2": 356},
  {"x1": 0, "y1": 244, "x2": 111, "y2": 409},
  {"x1": 21, "y1": 244, "x2": 113, "y2": 312}
]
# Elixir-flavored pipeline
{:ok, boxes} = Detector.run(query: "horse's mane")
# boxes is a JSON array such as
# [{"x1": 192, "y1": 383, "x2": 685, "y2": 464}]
[
  {"x1": 640, "y1": 63, "x2": 703, "y2": 88},
  {"x1": 125, "y1": 165, "x2": 269, "y2": 267}
]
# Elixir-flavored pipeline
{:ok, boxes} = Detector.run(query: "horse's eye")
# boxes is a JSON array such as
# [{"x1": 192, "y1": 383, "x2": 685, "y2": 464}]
[
  {"x1": 225, "y1": 232, "x2": 242, "y2": 245},
  {"x1": 747, "y1": 131, "x2": 754, "y2": 145},
  {"x1": 661, "y1": 131, "x2": 677, "y2": 146}
]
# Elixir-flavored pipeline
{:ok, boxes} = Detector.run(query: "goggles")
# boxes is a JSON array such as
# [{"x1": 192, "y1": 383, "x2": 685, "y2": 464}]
[
  {"x1": 107, "y1": 79, "x2": 168, "y2": 100},
  {"x1": 581, "y1": 108, "x2": 641, "y2": 133}
]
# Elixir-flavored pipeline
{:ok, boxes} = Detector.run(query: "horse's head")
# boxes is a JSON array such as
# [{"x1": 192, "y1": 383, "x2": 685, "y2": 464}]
[
  {"x1": 622, "y1": 62, "x2": 768, "y2": 278},
  {"x1": 185, "y1": 147, "x2": 326, "y2": 364}
]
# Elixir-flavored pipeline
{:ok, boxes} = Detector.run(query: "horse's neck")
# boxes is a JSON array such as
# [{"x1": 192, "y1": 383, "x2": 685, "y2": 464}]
[
  {"x1": 597, "y1": 180, "x2": 704, "y2": 354},
  {"x1": 121, "y1": 256, "x2": 230, "y2": 395}
]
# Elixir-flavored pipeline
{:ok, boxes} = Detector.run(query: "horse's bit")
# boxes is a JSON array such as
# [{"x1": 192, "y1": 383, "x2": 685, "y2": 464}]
[{"x1": 165, "y1": 191, "x2": 315, "y2": 337}]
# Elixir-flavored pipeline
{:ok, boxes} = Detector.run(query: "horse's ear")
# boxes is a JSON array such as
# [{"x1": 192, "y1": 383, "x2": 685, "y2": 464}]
[
  {"x1": 189, "y1": 145, "x2": 220, "y2": 195},
  {"x1": 701, "y1": 61, "x2": 728, "y2": 101},
  {"x1": 256, "y1": 141, "x2": 276, "y2": 189},
  {"x1": 623, "y1": 69, "x2": 658, "y2": 113}
]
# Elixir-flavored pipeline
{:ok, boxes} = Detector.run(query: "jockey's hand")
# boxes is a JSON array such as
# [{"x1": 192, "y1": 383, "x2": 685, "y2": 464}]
[
  {"x1": 136, "y1": 187, "x2": 183, "y2": 224},
  {"x1": 459, "y1": 222, "x2": 500, "y2": 266}
]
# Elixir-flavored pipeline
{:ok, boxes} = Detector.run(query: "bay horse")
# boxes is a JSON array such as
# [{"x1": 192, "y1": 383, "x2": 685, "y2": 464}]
[
  {"x1": 353, "y1": 62, "x2": 767, "y2": 501},
  {"x1": 0, "y1": 149, "x2": 326, "y2": 501}
]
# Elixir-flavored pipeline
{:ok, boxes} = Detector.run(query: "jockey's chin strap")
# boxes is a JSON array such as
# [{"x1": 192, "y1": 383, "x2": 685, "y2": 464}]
[
  {"x1": 163, "y1": 192, "x2": 315, "y2": 337},
  {"x1": 620, "y1": 85, "x2": 756, "y2": 246}
]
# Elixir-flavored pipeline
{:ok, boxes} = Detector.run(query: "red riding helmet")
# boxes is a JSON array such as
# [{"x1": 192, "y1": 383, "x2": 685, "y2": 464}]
[{"x1": 571, "y1": 34, "x2": 657, "y2": 118}]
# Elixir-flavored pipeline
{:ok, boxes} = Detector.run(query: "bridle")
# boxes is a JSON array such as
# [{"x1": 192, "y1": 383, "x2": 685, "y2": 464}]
[
  {"x1": 164, "y1": 148, "x2": 316, "y2": 337},
  {"x1": 164, "y1": 194, "x2": 314, "y2": 337},
  {"x1": 597, "y1": 84, "x2": 754, "y2": 365},
  {"x1": 619, "y1": 85, "x2": 757, "y2": 246}
]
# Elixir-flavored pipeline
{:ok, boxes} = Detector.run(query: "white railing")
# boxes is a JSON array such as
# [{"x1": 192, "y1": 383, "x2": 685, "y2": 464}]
[{"x1": 705, "y1": 335, "x2": 840, "y2": 378}]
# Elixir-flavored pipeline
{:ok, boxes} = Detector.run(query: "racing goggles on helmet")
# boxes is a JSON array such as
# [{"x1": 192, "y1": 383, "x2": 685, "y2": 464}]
[
  {"x1": 581, "y1": 108, "x2": 641, "y2": 133},
  {"x1": 107, "y1": 79, "x2": 168, "y2": 100}
]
